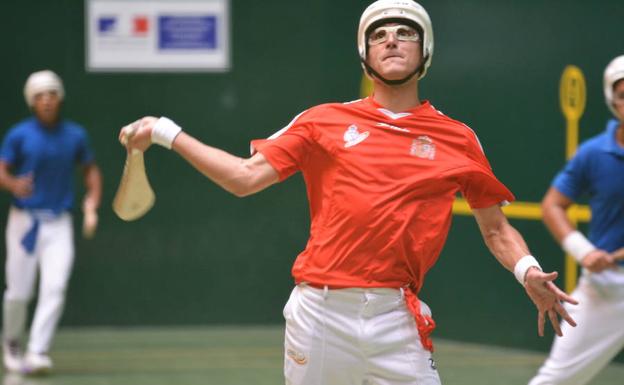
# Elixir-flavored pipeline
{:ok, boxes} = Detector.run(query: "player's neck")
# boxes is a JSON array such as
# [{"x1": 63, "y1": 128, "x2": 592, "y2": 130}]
[
  {"x1": 35, "y1": 115, "x2": 60, "y2": 129},
  {"x1": 372, "y1": 80, "x2": 421, "y2": 113},
  {"x1": 616, "y1": 123, "x2": 624, "y2": 147},
  {"x1": 33, "y1": 110, "x2": 61, "y2": 129}
]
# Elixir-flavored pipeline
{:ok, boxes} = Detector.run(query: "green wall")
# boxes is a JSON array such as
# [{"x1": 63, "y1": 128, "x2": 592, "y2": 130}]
[{"x1": 0, "y1": 0, "x2": 623, "y2": 357}]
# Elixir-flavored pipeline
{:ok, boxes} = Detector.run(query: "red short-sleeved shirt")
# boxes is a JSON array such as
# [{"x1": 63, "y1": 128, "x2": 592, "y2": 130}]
[{"x1": 251, "y1": 97, "x2": 514, "y2": 293}]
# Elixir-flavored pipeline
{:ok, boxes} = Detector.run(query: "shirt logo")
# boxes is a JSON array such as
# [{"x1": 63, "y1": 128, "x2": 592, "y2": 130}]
[
  {"x1": 376, "y1": 122, "x2": 410, "y2": 133},
  {"x1": 287, "y1": 348, "x2": 308, "y2": 365},
  {"x1": 410, "y1": 135, "x2": 436, "y2": 160},
  {"x1": 343, "y1": 124, "x2": 370, "y2": 148}
]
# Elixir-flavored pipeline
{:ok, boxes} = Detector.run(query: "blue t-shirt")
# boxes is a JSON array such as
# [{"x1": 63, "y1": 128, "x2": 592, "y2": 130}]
[
  {"x1": 0, "y1": 117, "x2": 95, "y2": 212},
  {"x1": 552, "y1": 119, "x2": 624, "y2": 254}
]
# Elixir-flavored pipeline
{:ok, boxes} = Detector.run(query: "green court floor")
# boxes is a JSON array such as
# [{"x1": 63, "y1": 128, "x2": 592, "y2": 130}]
[{"x1": 2, "y1": 326, "x2": 623, "y2": 385}]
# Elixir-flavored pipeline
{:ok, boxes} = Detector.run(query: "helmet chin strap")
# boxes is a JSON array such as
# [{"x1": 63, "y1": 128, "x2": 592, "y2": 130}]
[{"x1": 362, "y1": 55, "x2": 428, "y2": 86}]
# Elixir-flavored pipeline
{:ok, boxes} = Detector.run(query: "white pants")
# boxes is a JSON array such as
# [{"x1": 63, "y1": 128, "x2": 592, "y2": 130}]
[
  {"x1": 528, "y1": 274, "x2": 624, "y2": 385},
  {"x1": 283, "y1": 284, "x2": 441, "y2": 385},
  {"x1": 3, "y1": 207, "x2": 74, "y2": 354}
]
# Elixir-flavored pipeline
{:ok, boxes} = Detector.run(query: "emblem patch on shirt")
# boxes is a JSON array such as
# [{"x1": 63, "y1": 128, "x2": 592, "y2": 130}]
[
  {"x1": 410, "y1": 135, "x2": 436, "y2": 160},
  {"x1": 343, "y1": 124, "x2": 370, "y2": 148},
  {"x1": 287, "y1": 348, "x2": 308, "y2": 365}
]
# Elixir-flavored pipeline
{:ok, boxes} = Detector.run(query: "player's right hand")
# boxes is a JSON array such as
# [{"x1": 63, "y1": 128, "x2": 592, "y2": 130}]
[
  {"x1": 119, "y1": 116, "x2": 158, "y2": 152},
  {"x1": 581, "y1": 249, "x2": 616, "y2": 272},
  {"x1": 11, "y1": 173, "x2": 33, "y2": 198}
]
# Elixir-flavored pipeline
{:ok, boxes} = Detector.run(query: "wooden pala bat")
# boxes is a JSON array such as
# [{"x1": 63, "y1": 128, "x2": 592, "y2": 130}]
[{"x1": 112, "y1": 125, "x2": 155, "y2": 221}]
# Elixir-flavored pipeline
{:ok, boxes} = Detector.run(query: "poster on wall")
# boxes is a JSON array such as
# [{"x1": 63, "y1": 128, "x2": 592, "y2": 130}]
[{"x1": 86, "y1": 0, "x2": 229, "y2": 72}]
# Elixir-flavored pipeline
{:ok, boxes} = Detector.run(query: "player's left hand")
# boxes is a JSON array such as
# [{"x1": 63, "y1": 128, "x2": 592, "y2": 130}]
[
  {"x1": 82, "y1": 200, "x2": 98, "y2": 239},
  {"x1": 524, "y1": 268, "x2": 578, "y2": 337}
]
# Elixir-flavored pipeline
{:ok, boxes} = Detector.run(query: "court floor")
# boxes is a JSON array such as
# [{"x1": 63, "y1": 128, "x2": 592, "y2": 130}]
[{"x1": 2, "y1": 326, "x2": 623, "y2": 385}]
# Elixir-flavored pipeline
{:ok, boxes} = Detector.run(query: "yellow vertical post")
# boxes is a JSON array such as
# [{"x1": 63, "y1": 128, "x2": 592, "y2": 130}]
[
  {"x1": 360, "y1": 75, "x2": 374, "y2": 98},
  {"x1": 559, "y1": 65, "x2": 586, "y2": 293}
]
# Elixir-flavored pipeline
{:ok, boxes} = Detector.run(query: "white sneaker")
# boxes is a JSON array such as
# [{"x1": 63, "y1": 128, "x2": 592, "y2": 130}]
[
  {"x1": 21, "y1": 352, "x2": 52, "y2": 375},
  {"x1": 2, "y1": 340, "x2": 23, "y2": 373}
]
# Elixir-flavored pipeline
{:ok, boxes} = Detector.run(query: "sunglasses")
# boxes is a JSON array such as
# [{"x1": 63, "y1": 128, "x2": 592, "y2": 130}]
[{"x1": 368, "y1": 24, "x2": 421, "y2": 45}]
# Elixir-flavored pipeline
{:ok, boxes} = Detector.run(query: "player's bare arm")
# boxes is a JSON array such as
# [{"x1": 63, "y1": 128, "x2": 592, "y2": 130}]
[
  {"x1": 613, "y1": 247, "x2": 624, "y2": 262},
  {"x1": 81, "y1": 163, "x2": 102, "y2": 239},
  {"x1": 0, "y1": 161, "x2": 33, "y2": 198},
  {"x1": 82, "y1": 163, "x2": 102, "y2": 210},
  {"x1": 173, "y1": 133, "x2": 279, "y2": 197},
  {"x1": 120, "y1": 116, "x2": 279, "y2": 197},
  {"x1": 542, "y1": 187, "x2": 616, "y2": 272},
  {"x1": 472, "y1": 204, "x2": 578, "y2": 337}
]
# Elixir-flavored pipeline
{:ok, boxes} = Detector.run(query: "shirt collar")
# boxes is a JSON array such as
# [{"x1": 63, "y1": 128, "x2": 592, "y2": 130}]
[
  {"x1": 365, "y1": 97, "x2": 431, "y2": 116},
  {"x1": 604, "y1": 119, "x2": 624, "y2": 156},
  {"x1": 32, "y1": 116, "x2": 61, "y2": 132}
]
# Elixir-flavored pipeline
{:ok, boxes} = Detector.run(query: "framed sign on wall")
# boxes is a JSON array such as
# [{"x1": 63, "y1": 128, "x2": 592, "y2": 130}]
[{"x1": 86, "y1": 0, "x2": 230, "y2": 72}]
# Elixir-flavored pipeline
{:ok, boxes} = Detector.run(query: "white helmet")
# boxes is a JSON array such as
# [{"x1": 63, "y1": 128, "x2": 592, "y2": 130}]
[
  {"x1": 603, "y1": 55, "x2": 624, "y2": 119},
  {"x1": 358, "y1": 0, "x2": 434, "y2": 81},
  {"x1": 23, "y1": 70, "x2": 65, "y2": 107}
]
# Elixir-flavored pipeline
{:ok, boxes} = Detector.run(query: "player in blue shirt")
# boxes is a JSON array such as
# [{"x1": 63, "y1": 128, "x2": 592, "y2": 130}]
[
  {"x1": 0, "y1": 70, "x2": 102, "y2": 375},
  {"x1": 529, "y1": 55, "x2": 624, "y2": 385}
]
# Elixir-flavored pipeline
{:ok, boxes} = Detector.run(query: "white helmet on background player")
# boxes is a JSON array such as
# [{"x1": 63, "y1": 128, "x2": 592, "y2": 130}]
[
  {"x1": 23, "y1": 70, "x2": 65, "y2": 107},
  {"x1": 358, "y1": 0, "x2": 434, "y2": 85},
  {"x1": 604, "y1": 55, "x2": 624, "y2": 119}
]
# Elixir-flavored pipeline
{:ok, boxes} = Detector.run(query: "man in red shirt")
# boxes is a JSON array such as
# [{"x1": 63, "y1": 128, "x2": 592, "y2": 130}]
[{"x1": 121, "y1": 1, "x2": 577, "y2": 384}]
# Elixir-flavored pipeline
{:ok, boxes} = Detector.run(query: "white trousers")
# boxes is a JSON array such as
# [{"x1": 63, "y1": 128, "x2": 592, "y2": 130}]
[
  {"x1": 528, "y1": 275, "x2": 624, "y2": 385},
  {"x1": 3, "y1": 207, "x2": 74, "y2": 354},
  {"x1": 283, "y1": 284, "x2": 441, "y2": 385}
]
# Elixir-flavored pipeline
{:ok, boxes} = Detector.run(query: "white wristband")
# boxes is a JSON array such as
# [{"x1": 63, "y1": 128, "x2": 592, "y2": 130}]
[
  {"x1": 562, "y1": 231, "x2": 596, "y2": 263},
  {"x1": 513, "y1": 255, "x2": 542, "y2": 285},
  {"x1": 151, "y1": 117, "x2": 182, "y2": 149}
]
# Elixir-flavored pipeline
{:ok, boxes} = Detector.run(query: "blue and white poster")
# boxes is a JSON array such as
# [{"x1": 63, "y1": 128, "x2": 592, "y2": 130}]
[{"x1": 86, "y1": 0, "x2": 229, "y2": 72}]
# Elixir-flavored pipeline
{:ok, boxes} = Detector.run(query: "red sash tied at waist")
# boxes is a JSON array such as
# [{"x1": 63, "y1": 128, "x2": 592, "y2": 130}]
[{"x1": 404, "y1": 288, "x2": 436, "y2": 352}]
